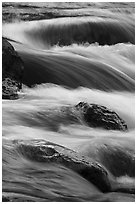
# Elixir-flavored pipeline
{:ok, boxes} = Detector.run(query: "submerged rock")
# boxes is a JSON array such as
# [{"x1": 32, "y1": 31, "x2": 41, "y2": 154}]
[
  {"x1": 15, "y1": 139, "x2": 111, "y2": 193},
  {"x1": 75, "y1": 102, "x2": 128, "y2": 131},
  {"x1": 2, "y1": 37, "x2": 24, "y2": 99}
]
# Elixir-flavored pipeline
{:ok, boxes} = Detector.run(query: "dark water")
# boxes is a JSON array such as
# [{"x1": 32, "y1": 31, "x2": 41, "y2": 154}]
[{"x1": 2, "y1": 2, "x2": 135, "y2": 202}]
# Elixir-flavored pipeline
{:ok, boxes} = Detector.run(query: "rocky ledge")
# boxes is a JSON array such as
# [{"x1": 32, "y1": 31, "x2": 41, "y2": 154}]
[
  {"x1": 2, "y1": 37, "x2": 24, "y2": 99},
  {"x1": 74, "y1": 102, "x2": 128, "y2": 131}
]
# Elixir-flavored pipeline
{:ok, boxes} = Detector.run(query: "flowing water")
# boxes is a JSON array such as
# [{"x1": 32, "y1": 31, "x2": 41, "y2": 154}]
[{"x1": 2, "y1": 2, "x2": 135, "y2": 202}]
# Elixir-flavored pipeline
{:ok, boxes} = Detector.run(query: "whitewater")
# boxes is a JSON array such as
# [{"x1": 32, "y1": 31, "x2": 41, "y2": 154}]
[{"x1": 2, "y1": 2, "x2": 135, "y2": 202}]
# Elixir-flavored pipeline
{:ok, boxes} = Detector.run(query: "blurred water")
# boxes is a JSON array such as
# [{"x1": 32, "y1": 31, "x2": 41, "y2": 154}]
[{"x1": 2, "y1": 2, "x2": 135, "y2": 202}]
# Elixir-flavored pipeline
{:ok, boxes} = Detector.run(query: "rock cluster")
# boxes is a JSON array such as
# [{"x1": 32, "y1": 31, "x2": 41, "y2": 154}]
[
  {"x1": 75, "y1": 102, "x2": 128, "y2": 131},
  {"x1": 2, "y1": 38, "x2": 24, "y2": 99}
]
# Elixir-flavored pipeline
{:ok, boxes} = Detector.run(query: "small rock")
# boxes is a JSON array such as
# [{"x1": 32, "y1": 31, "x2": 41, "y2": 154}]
[
  {"x1": 2, "y1": 196, "x2": 11, "y2": 202},
  {"x1": 75, "y1": 102, "x2": 128, "y2": 131},
  {"x1": 2, "y1": 77, "x2": 19, "y2": 99},
  {"x1": 2, "y1": 37, "x2": 24, "y2": 99}
]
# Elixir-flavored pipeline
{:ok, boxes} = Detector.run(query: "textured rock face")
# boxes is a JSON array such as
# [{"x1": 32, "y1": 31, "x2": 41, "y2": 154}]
[
  {"x1": 15, "y1": 139, "x2": 111, "y2": 193},
  {"x1": 2, "y1": 38, "x2": 24, "y2": 99},
  {"x1": 2, "y1": 78, "x2": 20, "y2": 99},
  {"x1": 75, "y1": 102, "x2": 128, "y2": 131}
]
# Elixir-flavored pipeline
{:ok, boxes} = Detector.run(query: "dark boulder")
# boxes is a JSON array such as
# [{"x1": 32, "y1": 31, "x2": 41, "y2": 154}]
[
  {"x1": 75, "y1": 102, "x2": 127, "y2": 131},
  {"x1": 2, "y1": 37, "x2": 24, "y2": 99}
]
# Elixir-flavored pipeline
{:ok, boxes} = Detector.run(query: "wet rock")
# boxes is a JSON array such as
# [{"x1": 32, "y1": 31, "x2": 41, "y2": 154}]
[
  {"x1": 2, "y1": 78, "x2": 19, "y2": 99},
  {"x1": 2, "y1": 37, "x2": 24, "y2": 99},
  {"x1": 2, "y1": 196, "x2": 11, "y2": 202},
  {"x1": 75, "y1": 102, "x2": 128, "y2": 131},
  {"x1": 15, "y1": 139, "x2": 111, "y2": 193}
]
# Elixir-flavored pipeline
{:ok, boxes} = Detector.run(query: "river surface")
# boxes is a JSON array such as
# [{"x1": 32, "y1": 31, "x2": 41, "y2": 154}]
[{"x1": 2, "y1": 2, "x2": 135, "y2": 202}]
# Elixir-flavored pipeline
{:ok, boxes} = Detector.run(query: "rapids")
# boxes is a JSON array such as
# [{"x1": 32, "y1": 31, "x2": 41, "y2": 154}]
[{"x1": 2, "y1": 2, "x2": 135, "y2": 202}]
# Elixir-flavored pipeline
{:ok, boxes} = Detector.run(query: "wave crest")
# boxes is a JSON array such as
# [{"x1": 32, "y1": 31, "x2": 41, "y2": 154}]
[{"x1": 3, "y1": 17, "x2": 135, "y2": 48}]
